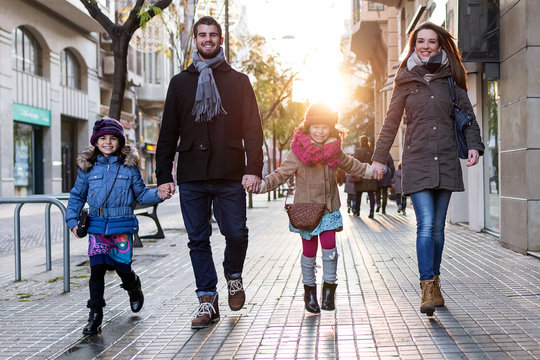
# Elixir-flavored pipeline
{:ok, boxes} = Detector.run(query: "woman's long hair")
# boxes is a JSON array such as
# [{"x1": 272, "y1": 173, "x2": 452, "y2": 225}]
[{"x1": 399, "y1": 22, "x2": 468, "y2": 90}]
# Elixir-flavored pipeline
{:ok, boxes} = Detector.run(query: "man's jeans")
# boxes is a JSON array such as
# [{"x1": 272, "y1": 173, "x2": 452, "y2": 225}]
[
  {"x1": 410, "y1": 189, "x2": 452, "y2": 281},
  {"x1": 179, "y1": 181, "x2": 248, "y2": 297}
]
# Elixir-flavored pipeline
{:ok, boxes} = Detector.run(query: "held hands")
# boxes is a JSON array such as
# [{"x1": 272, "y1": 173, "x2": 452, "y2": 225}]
[
  {"x1": 467, "y1": 149, "x2": 480, "y2": 167},
  {"x1": 242, "y1": 174, "x2": 262, "y2": 193},
  {"x1": 371, "y1": 161, "x2": 386, "y2": 180},
  {"x1": 158, "y1": 182, "x2": 175, "y2": 200}
]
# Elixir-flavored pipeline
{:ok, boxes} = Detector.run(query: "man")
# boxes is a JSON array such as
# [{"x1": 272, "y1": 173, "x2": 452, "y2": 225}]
[{"x1": 155, "y1": 16, "x2": 263, "y2": 329}]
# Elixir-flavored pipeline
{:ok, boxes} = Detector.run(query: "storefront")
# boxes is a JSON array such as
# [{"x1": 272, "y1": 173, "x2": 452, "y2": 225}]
[{"x1": 13, "y1": 103, "x2": 50, "y2": 196}]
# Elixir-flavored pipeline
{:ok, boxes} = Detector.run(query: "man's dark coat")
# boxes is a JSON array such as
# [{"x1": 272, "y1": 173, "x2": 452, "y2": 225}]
[{"x1": 155, "y1": 62, "x2": 264, "y2": 185}]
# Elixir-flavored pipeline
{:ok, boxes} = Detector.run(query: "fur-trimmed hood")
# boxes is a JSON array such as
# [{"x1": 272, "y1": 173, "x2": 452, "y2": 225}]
[{"x1": 77, "y1": 145, "x2": 140, "y2": 171}]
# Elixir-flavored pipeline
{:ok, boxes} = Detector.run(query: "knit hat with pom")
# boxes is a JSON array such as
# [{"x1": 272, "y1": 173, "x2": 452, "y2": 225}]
[
  {"x1": 303, "y1": 103, "x2": 338, "y2": 128},
  {"x1": 90, "y1": 118, "x2": 126, "y2": 147}
]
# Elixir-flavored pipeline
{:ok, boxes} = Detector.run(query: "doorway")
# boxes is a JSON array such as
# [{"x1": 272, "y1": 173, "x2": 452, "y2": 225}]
[
  {"x1": 13, "y1": 122, "x2": 44, "y2": 196},
  {"x1": 483, "y1": 80, "x2": 500, "y2": 232},
  {"x1": 61, "y1": 117, "x2": 79, "y2": 193}
]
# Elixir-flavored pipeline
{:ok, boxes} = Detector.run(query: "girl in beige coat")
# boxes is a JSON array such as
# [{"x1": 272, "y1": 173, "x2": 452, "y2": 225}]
[{"x1": 258, "y1": 103, "x2": 373, "y2": 313}]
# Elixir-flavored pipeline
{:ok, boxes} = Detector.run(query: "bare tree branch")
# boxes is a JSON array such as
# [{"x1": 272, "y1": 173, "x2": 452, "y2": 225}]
[{"x1": 79, "y1": 0, "x2": 115, "y2": 34}]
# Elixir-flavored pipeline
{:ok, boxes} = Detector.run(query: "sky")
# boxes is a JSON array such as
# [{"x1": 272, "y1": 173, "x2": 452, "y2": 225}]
[{"x1": 242, "y1": 0, "x2": 350, "y2": 110}]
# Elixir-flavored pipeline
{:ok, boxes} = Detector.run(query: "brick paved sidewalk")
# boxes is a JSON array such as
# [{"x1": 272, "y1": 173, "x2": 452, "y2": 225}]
[{"x1": 0, "y1": 192, "x2": 538, "y2": 359}]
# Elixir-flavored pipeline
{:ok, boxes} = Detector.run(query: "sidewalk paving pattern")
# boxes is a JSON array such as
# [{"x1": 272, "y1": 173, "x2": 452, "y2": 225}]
[{"x1": 0, "y1": 192, "x2": 539, "y2": 359}]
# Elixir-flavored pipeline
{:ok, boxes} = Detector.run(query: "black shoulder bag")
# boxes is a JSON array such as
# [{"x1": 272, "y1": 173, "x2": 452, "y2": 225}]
[
  {"x1": 76, "y1": 165, "x2": 120, "y2": 237},
  {"x1": 448, "y1": 76, "x2": 472, "y2": 159}
]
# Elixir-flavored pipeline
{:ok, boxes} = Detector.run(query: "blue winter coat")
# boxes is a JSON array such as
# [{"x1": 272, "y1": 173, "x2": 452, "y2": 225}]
[{"x1": 66, "y1": 146, "x2": 162, "y2": 235}]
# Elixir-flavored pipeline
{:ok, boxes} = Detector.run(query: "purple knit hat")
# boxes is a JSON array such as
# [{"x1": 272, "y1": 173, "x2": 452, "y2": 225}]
[{"x1": 90, "y1": 118, "x2": 126, "y2": 147}]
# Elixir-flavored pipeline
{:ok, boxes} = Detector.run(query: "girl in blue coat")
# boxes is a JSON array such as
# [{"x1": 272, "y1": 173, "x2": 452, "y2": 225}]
[{"x1": 66, "y1": 118, "x2": 170, "y2": 335}]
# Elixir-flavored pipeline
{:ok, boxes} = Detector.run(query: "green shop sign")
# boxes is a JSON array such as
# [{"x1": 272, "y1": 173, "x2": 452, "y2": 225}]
[{"x1": 13, "y1": 103, "x2": 51, "y2": 126}]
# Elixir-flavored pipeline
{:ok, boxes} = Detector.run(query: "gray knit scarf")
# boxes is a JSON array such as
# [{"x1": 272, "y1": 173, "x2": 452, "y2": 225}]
[
  {"x1": 407, "y1": 49, "x2": 449, "y2": 82},
  {"x1": 191, "y1": 47, "x2": 227, "y2": 123}
]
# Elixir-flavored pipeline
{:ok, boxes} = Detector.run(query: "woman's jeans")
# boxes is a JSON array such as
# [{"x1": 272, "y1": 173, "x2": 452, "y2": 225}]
[
  {"x1": 409, "y1": 189, "x2": 452, "y2": 281},
  {"x1": 179, "y1": 181, "x2": 248, "y2": 297}
]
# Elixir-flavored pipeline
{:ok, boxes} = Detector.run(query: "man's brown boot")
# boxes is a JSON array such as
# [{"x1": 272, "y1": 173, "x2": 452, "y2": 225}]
[
  {"x1": 225, "y1": 273, "x2": 245, "y2": 311},
  {"x1": 420, "y1": 279, "x2": 435, "y2": 316},
  {"x1": 191, "y1": 293, "x2": 220, "y2": 329},
  {"x1": 433, "y1": 274, "x2": 445, "y2": 307}
]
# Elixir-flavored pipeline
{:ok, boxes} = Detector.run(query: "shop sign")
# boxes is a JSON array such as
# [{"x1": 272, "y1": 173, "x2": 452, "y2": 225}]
[{"x1": 13, "y1": 103, "x2": 51, "y2": 127}]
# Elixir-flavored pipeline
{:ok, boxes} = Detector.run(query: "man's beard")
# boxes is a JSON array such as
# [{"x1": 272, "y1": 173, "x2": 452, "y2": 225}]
[{"x1": 197, "y1": 43, "x2": 220, "y2": 60}]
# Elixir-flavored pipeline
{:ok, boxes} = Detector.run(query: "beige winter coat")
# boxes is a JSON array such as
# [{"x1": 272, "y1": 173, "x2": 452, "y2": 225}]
[{"x1": 261, "y1": 140, "x2": 373, "y2": 214}]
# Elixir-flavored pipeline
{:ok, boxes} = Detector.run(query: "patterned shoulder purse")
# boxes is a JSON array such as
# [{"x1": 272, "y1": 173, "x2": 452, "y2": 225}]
[{"x1": 284, "y1": 187, "x2": 326, "y2": 231}]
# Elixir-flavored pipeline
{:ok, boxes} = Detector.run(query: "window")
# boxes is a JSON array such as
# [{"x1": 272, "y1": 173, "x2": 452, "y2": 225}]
[
  {"x1": 144, "y1": 52, "x2": 163, "y2": 85},
  {"x1": 353, "y1": 0, "x2": 361, "y2": 23},
  {"x1": 60, "y1": 49, "x2": 81, "y2": 89},
  {"x1": 12, "y1": 27, "x2": 42, "y2": 75},
  {"x1": 368, "y1": 1, "x2": 384, "y2": 11}
]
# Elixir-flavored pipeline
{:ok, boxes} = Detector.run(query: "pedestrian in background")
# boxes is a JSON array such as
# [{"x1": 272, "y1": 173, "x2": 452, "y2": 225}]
[
  {"x1": 155, "y1": 16, "x2": 264, "y2": 329},
  {"x1": 344, "y1": 173, "x2": 357, "y2": 214},
  {"x1": 393, "y1": 162, "x2": 406, "y2": 215},
  {"x1": 66, "y1": 118, "x2": 170, "y2": 335},
  {"x1": 254, "y1": 103, "x2": 373, "y2": 314},
  {"x1": 353, "y1": 135, "x2": 377, "y2": 218},
  {"x1": 375, "y1": 153, "x2": 395, "y2": 215},
  {"x1": 371, "y1": 22, "x2": 484, "y2": 317}
]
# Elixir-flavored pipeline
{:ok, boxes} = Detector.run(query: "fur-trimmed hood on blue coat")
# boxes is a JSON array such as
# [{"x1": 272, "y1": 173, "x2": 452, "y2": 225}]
[{"x1": 66, "y1": 146, "x2": 162, "y2": 235}]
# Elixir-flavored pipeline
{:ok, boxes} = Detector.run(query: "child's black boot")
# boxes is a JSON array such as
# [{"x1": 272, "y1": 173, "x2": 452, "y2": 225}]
[
  {"x1": 121, "y1": 275, "x2": 144, "y2": 313},
  {"x1": 83, "y1": 307, "x2": 103, "y2": 335},
  {"x1": 303, "y1": 285, "x2": 320, "y2": 313},
  {"x1": 321, "y1": 282, "x2": 338, "y2": 311}
]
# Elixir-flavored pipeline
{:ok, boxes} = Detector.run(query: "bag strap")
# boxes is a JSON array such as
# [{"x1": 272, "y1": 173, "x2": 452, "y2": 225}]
[
  {"x1": 89, "y1": 164, "x2": 121, "y2": 216},
  {"x1": 285, "y1": 186, "x2": 293, "y2": 206},
  {"x1": 447, "y1": 76, "x2": 458, "y2": 106}
]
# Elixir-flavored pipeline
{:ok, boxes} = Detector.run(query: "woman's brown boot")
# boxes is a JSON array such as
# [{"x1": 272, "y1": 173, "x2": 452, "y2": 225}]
[
  {"x1": 420, "y1": 279, "x2": 435, "y2": 316},
  {"x1": 433, "y1": 274, "x2": 445, "y2": 307}
]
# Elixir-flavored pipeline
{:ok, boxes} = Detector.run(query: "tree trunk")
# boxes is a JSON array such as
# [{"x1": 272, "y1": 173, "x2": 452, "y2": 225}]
[{"x1": 109, "y1": 38, "x2": 129, "y2": 120}]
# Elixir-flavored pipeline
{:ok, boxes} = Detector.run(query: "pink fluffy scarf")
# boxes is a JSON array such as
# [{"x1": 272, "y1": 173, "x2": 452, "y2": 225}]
[{"x1": 290, "y1": 130, "x2": 342, "y2": 168}]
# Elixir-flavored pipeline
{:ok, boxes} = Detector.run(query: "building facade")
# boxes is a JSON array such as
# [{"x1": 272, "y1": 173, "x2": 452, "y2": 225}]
[
  {"x1": 0, "y1": 0, "x2": 108, "y2": 196},
  {"x1": 350, "y1": 0, "x2": 539, "y2": 255},
  {"x1": 0, "y1": 0, "x2": 182, "y2": 196}
]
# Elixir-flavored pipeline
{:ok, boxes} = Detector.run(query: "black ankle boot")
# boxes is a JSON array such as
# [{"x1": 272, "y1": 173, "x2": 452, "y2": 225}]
[
  {"x1": 122, "y1": 276, "x2": 144, "y2": 313},
  {"x1": 83, "y1": 309, "x2": 103, "y2": 335},
  {"x1": 321, "y1": 282, "x2": 337, "y2": 311},
  {"x1": 303, "y1": 285, "x2": 320, "y2": 314}
]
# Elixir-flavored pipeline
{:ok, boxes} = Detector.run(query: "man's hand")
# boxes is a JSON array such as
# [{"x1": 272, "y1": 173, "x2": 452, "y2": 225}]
[
  {"x1": 371, "y1": 161, "x2": 386, "y2": 180},
  {"x1": 158, "y1": 182, "x2": 175, "y2": 200},
  {"x1": 242, "y1": 175, "x2": 261, "y2": 193}
]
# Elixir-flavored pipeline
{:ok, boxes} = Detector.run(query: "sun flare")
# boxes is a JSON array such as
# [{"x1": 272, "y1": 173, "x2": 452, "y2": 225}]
[{"x1": 293, "y1": 74, "x2": 345, "y2": 112}]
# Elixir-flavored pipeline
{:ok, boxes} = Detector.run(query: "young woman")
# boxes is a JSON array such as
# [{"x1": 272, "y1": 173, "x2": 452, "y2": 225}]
[
  {"x1": 371, "y1": 23, "x2": 484, "y2": 316},
  {"x1": 256, "y1": 103, "x2": 373, "y2": 313},
  {"x1": 66, "y1": 118, "x2": 171, "y2": 335}
]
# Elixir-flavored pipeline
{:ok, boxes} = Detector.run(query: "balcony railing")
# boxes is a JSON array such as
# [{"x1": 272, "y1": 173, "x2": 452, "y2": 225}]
[
  {"x1": 61, "y1": 86, "x2": 88, "y2": 120},
  {"x1": 14, "y1": 70, "x2": 50, "y2": 110}
]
